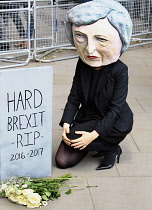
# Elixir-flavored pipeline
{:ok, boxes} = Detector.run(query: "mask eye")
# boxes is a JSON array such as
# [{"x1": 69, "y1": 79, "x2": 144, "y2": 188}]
[
  {"x1": 74, "y1": 33, "x2": 86, "y2": 43},
  {"x1": 96, "y1": 37, "x2": 108, "y2": 42},
  {"x1": 96, "y1": 36, "x2": 108, "y2": 46}
]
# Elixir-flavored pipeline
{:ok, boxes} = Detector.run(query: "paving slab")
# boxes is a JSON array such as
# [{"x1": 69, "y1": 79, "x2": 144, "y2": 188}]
[
  {"x1": 117, "y1": 152, "x2": 152, "y2": 177},
  {"x1": 119, "y1": 134, "x2": 139, "y2": 153},
  {"x1": 52, "y1": 110, "x2": 63, "y2": 129},
  {"x1": 54, "y1": 74, "x2": 73, "y2": 85},
  {"x1": 50, "y1": 58, "x2": 77, "y2": 74},
  {"x1": 128, "y1": 66, "x2": 152, "y2": 76},
  {"x1": 133, "y1": 113, "x2": 152, "y2": 130},
  {"x1": 53, "y1": 96, "x2": 68, "y2": 112},
  {"x1": 131, "y1": 130, "x2": 152, "y2": 152},
  {"x1": 128, "y1": 86, "x2": 152, "y2": 99},
  {"x1": 127, "y1": 98, "x2": 145, "y2": 113},
  {"x1": 129, "y1": 75, "x2": 152, "y2": 87},
  {"x1": 136, "y1": 98, "x2": 152, "y2": 112},
  {"x1": 87, "y1": 177, "x2": 152, "y2": 210},
  {"x1": 0, "y1": 199, "x2": 27, "y2": 210},
  {"x1": 141, "y1": 56, "x2": 152, "y2": 66},
  {"x1": 53, "y1": 85, "x2": 71, "y2": 97}
]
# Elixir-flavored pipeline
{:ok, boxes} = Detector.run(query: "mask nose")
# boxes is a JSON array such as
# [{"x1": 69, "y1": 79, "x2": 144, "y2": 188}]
[{"x1": 86, "y1": 38, "x2": 96, "y2": 54}]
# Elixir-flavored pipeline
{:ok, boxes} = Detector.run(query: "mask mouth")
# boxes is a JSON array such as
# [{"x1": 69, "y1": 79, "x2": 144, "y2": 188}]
[{"x1": 87, "y1": 56, "x2": 100, "y2": 59}]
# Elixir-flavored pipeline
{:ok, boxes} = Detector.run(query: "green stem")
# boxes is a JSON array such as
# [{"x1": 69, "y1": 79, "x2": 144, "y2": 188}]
[
  {"x1": 61, "y1": 185, "x2": 79, "y2": 188},
  {"x1": 61, "y1": 188, "x2": 85, "y2": 192}
]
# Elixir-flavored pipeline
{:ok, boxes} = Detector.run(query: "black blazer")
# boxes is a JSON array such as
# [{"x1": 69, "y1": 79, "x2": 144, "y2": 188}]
[{"x1": 60, "y1": 58, "x2": 133, "y2": 138}]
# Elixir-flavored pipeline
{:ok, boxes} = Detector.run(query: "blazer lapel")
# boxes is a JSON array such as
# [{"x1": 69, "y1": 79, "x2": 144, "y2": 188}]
[
  {"x1": 96, "y1": 64, "x2": 113, "y2": 95},
  {"x1": 79, "y1": 60, "x2": 113, "y2": 102},
  {"x1": 80, "y1": 62, "x2": 92, "y2": 102}
]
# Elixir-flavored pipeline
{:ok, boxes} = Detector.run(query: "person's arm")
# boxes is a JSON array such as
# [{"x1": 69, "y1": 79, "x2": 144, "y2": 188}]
[
  {"x1": 95, "y1": 64, "x2": 129, "y2": 137},
  {"x1": 59, "y1": 60, "x2": 81, "y2": 127},
  {"x1": 62, "y1": 122, "x2": 71, "y2": 146},
  {"x1": 70, "y1": 130, "x2": 99, "y2": 150}
]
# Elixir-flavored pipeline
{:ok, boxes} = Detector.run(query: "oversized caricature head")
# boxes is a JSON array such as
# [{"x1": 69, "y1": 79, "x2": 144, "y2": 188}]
[{"x1": 65, "y1": 0, "x2": 132, "y2": 67}]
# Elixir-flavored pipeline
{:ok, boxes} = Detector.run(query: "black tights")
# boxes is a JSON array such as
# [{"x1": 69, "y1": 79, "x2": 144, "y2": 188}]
[
  {"x1": 55, "y1": 141, "x2": 88, "y2": 169},
  {"x1": 55, "y1": 140, "x2": 119, "y2": 169}
]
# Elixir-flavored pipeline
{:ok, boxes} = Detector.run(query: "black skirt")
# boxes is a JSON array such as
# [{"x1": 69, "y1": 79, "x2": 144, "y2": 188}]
[{"x1": 66, "y1": 119, "x2": 130, "y2": 152}]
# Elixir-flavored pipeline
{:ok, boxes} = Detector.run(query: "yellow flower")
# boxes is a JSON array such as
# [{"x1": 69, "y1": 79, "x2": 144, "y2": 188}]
[
  {"x1": 8, "y1": 194, "x2": 18, "y2": 203},
  {"x1": 5, "y1": 187, "x2": 15, "y2": 197},
  {"x1": 7, "y1": 188, "x2": 41, "y2": 208},
  {"x1": 22, "y1": 189, "x2": 34, "y2": 196},
  {"x1": 27, "y1": 193, "x2": 41, "y2": 204},
  {"x1": 27, "y1": 203, "x2": 41, "y2": 208},
  {"x1": 15, "y1": 195, "x2": 29, "y2": 205}
]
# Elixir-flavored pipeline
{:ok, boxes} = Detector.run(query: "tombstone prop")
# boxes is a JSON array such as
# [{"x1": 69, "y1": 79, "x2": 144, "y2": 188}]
[{"x1": 0, "y1": 66, "x2": 53, "y2": 181}]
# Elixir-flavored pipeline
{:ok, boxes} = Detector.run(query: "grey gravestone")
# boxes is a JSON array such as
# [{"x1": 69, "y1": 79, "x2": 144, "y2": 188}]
[{"x1": 0, "y1": 66, "x2": 53, "y2": 181}]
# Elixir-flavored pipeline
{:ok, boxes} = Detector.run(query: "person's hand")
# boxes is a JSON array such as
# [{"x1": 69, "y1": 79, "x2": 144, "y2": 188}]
[
  {"x1": 70, "y1": 130, "x2": 99, "y2": 150},
  {"x1": 62, "y1": 123, "x2": 71, "y2": 146}
]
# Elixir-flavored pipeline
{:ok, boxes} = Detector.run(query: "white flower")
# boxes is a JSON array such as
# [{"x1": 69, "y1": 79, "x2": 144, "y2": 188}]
[
  {"x1": 17, "y1": 178, "x2": 25, "y2": 186},
  {"x1": 22, "y1": 184, "x2": 28, "y2": 188},
  {"x1": 42, "y1": 201, "x2": 48, "y2": 206},
  {"x1": 27, "y1": 193, "x2": 41, "y2": 204},
  {"x1": 25, "y1": 176, "x2": 32, "y2": 182},
  {"x1": 1, "y1": 184, "x2": 7, "y2": 190},
  {"x1": 22, "y1": 189, "x2": 34, "y2": 196},
  {"x1": 6, "y1": 182, "x2": 11, "y2": 185},
  {"x1": 16, "y1": 190, "x2": 22, "y2": 195}
]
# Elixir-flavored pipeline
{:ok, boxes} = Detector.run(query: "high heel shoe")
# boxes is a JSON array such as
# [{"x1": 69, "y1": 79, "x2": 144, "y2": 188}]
[
  {"x1": 92, "y1": 151, "x2": 106, "y2": 157},
  {"x1": 96, "y1": 145, "x2": 122, "y2": 170}
]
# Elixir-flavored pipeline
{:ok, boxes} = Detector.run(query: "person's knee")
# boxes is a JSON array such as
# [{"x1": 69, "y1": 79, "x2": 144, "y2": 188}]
[{"x1": 55, "y1": 155, "x2": 70, "y2": 169}]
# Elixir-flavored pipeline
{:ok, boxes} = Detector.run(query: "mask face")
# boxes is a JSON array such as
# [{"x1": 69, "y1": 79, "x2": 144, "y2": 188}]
[{"x1": 72, "y1": 18, "x2": 122, "y2": 67}]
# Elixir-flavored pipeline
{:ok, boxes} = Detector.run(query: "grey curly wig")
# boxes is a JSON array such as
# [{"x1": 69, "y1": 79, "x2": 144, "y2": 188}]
[{"x1": 65, "y1": 0, "x2": 132, "y2": 53}]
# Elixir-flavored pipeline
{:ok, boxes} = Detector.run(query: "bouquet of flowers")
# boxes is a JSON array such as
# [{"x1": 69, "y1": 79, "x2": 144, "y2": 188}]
[{"x1": 0, "y1": 173, "x2": 74, "y2": 208}]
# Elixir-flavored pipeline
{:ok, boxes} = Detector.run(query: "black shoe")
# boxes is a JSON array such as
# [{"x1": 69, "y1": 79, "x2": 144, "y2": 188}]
[
  {"x1": 96, "y1": 146, "x2": 122, "y2": 170},
  {"x1": 92, "y1": 151, "x2": 106, "y2": 157}
]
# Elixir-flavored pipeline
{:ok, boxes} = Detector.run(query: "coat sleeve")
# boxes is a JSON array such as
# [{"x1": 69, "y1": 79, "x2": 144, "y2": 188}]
[
  {"x1": 59, "y1": 61, "x2": 81, "y2": 127},
  {"x1": 95, "y1": 63, "x2": 129, "y2": 137}
]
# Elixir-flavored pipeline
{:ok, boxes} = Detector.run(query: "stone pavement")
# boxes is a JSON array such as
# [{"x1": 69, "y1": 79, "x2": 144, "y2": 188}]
[{"x1": 0, "y1": 45, "x2": 152, "y2": 210}]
